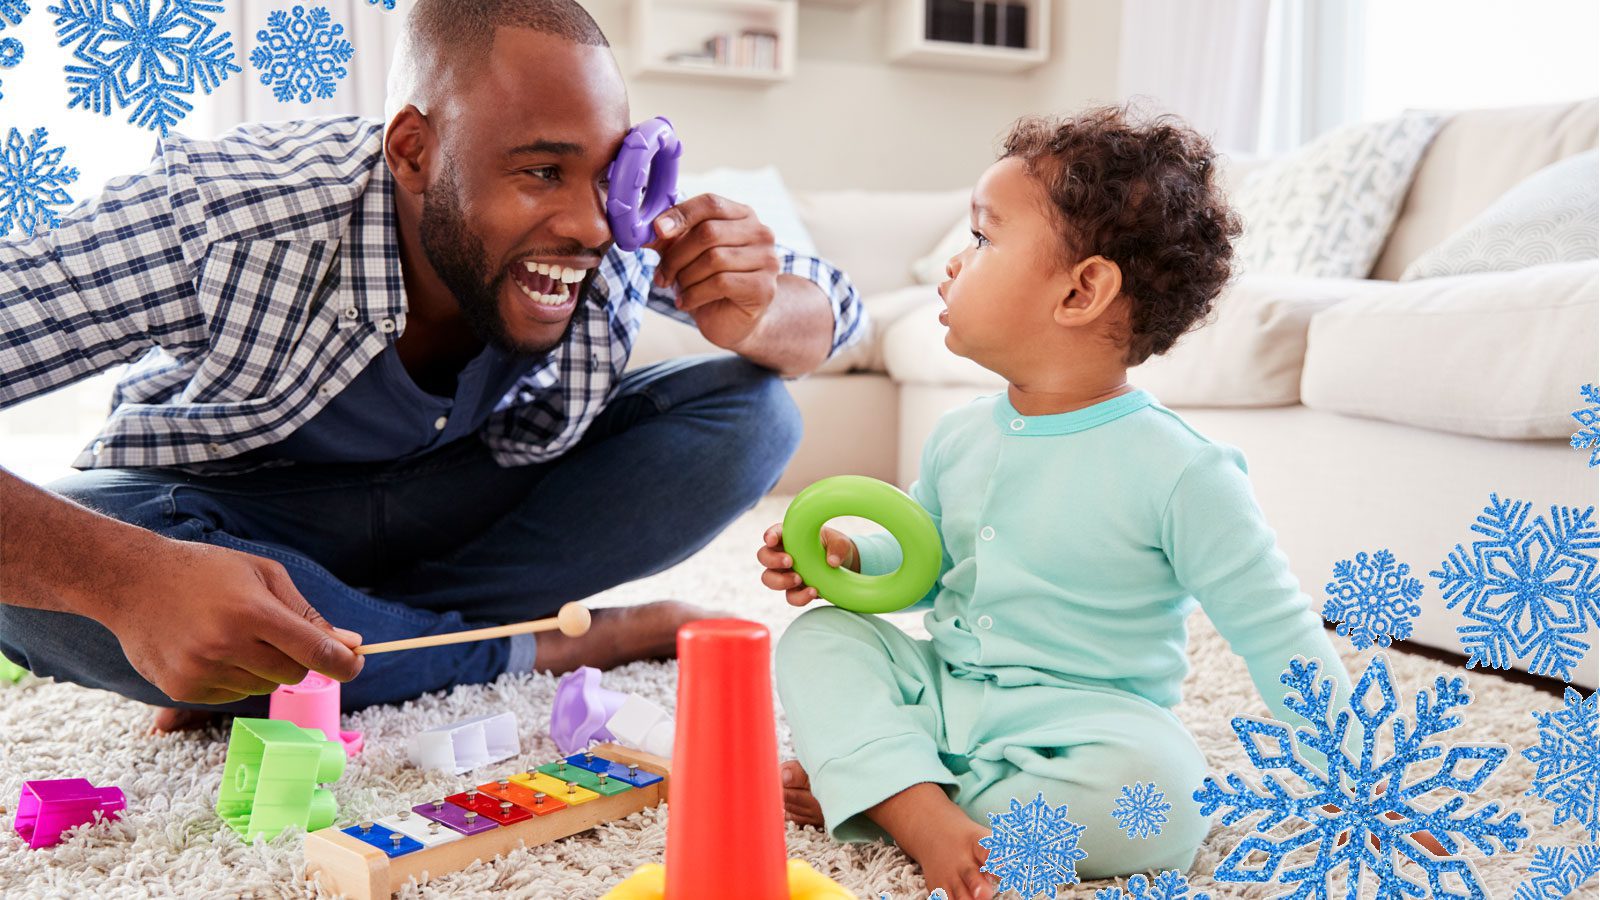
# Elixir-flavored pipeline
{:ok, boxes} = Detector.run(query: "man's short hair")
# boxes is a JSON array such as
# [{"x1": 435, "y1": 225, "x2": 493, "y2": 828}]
[{"x1": 386, "y1": 0, "x2": 610, "y2": 121}]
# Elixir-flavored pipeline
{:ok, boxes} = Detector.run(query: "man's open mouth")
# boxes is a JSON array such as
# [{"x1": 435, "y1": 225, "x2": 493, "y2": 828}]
[{"x1": 511, "y1": 261, "x2": 587, "y2": 307}]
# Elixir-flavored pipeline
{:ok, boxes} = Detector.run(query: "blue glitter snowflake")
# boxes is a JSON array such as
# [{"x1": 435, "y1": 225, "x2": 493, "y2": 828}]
[
  {"x1": 1430, "y1": 494, "x2": 1600, "y2": 683},
  {"x1": 1112, "y1": 781, "x2": 1171, "y2": 839},
  {"x1": 1572, "y1": 384, "x2": 1600, "y2": 468},
  {"x1": 50, "y1": 0, "x2": 239, "y2": 136},
  {"x1": 1322, "y1": 548, "x2": 1425, "y2": 650},
  {"x1": 0, "y1": 0, "x2": 27, "y2": 30},
  {"x1": 1, "y1": 126, "x2": 80, "y2": 237},
  {"x1": 250, "y1": 6, "x2": 353, "y2": 104},
  {"x1": 1094, "y1": 871, "x2": 1211, "y2": 900},
  {"x1": 1524, "y1": 688, "x2": 1599, "y2": 840},
  {"x1": 1193, "y1": 655, "x2": 1527, "y2": 899},
  {"x1": 0, "y1": 35, "x2": 20, "y2": 101},
  {"x1": 977, "y1": 792, "x2": 1087, "y2": 899},
  {"x1": 1514, "y1": 844, "x2": 1600, "y2": 900}
]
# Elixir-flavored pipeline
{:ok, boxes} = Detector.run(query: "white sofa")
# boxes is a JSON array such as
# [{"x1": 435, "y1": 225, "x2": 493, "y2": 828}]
[{"x1": 632, "y1": 99, "x2": 1600, "y2": 688}]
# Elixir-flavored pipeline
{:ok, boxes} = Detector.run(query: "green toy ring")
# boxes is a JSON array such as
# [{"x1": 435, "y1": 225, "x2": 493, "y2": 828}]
[{"x1": 782, "y1": 475, "x2": 941, "y2": 614}]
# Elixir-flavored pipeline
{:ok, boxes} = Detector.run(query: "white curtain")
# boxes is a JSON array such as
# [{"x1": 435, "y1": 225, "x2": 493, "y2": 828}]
[
  {"x1": 1117, "y1": 0, "x2": 1273, "y2": 155},
  {"x1": 207, "y1": 1, "x2": 409, "y2": 130},
  {"x1": 1255, "y1": 0, "x2": 1367, "y2": 154}
]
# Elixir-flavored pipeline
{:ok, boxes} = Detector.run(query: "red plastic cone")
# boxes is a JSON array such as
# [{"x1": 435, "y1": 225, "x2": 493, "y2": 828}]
[{"x1": 664, "y1": 619, "x2": 788, "y2": 900}]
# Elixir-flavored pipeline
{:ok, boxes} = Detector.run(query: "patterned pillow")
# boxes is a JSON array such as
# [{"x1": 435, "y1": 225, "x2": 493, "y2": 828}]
[
  {"x1": 1233, "y1": 114, "x2": 1443, "y2": 279},
  {"x1": 1401, "y1": 150, "x2": 1599, "y2": 280}
]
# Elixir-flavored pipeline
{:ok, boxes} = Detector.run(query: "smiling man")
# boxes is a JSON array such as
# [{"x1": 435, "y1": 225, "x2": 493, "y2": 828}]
[{"x1": 0, "y1": 0, "x2": 861, "y2": 729}]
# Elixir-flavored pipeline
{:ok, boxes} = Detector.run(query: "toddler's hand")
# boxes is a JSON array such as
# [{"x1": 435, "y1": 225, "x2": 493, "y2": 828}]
[{"x1": 757, "y1": 523, "x2": 859, "y2": 607}]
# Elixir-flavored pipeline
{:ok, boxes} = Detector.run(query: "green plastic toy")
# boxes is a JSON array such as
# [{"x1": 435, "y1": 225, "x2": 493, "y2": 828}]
[
  {"x1": 216, "y1": 717, "x2": 345, "y2": 840},
  {"x1": 782, "y1": 475, "x2": 942, "y2": 614},
  {"x1": 0, "y1": 657, "x2": 27, "y2": 684}
]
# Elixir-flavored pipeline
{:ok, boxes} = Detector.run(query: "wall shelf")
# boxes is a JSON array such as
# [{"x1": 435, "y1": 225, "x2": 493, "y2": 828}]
[
  {"x1": 885, "y1": 0, "x2": 1049, "y2": 72},
  {"x1": 630, "y1": 0, "x2": 798, "y2": 85}
]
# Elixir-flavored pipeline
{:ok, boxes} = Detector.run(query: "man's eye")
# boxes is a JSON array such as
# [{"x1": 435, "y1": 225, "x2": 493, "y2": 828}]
[
  {"x1": 971, "y1": 230, "x2": 990, "y2": 248},
  {"x1": 526, "y1": 167, "x2": 560, "y2": 182}
]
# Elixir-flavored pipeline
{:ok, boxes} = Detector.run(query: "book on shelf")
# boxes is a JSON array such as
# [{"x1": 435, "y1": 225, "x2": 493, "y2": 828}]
[{"x1": 666, "y1": 28, "x2": 779, "y2": 72}]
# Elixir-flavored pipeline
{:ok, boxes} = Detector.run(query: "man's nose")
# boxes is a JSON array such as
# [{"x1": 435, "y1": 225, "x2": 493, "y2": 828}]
[{"x1": 554, "y1": 181, "x2": 612, "y2": 249}]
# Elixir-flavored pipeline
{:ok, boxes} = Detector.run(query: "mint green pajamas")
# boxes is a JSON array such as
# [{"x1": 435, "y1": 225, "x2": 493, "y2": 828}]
[{"x1": 774, "y1": 390, "x2": 1352, "y2": 879}]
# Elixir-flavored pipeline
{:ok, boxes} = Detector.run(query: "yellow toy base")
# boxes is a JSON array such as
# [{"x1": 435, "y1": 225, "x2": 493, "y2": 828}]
[{"x1": 602, "y1": 858, "x2": 855, "y2": 899}]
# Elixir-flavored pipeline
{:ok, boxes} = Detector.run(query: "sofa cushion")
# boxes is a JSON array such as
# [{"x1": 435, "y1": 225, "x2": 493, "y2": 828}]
[
  {"x1": 1233, "y1": 114, "x2": 1443, "y2": 279},
  {"x1": 1401, "y1": 149, "x2": 1599, "y2": 280},
  {"x1": 792, "y1": 188, "x2": 970, "y2": 297},
  {"x1": 880, "y1": 295, "x2": 1005, "y2": 389},
  {"x1": 1371, "y1": 99, "x2": 1600, "y2": 281},
  {"x1": 677, "y1": 165, "x2": 817, "y2": 255},
  {"x1": 1130, "y1": 274, "x2": 1387, "y2": 407},
  {"x1": 1301, "y1": 261, "x2": 1599, "y2": 438}
]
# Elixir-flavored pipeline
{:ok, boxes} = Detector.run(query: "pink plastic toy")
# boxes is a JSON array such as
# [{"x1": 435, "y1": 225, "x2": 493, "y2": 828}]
[
  {"x1": 550, "y1": 666, "x2": 625, "y2": 755},
  {"x1": 269, "y1": 672, "x2": 363, "y2": 756},
  {"x1": 14, "y1": 778, "x2": 125, "y2": 849}
]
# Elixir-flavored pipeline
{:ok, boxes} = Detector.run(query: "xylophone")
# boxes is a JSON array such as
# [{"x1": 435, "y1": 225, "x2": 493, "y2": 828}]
[{"x1": 303, "y1": 742, "x2": 670, "y2": 899}]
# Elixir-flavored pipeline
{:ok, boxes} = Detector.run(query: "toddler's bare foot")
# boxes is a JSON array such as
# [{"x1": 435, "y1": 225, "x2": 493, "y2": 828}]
[
  {"x1": 868, "y1": 782, "x2": 996, "y2": 900},
  {"x1": 780, "y1": 760, "x2": 825, "y2": 827}
]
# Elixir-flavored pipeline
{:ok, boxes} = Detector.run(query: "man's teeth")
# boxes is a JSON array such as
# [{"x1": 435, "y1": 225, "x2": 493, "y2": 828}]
[
  {"x1": 517, "y1": 280, "x2": 570, "y2": 306},
  {"x1": 524, "y1": 262, "x2": 587, "y2": 284}
]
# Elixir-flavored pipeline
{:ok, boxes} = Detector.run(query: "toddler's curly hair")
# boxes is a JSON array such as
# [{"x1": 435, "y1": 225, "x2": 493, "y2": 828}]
[{"x1": 1001, "y1": 106, "x2": 1243, "y2": 365}]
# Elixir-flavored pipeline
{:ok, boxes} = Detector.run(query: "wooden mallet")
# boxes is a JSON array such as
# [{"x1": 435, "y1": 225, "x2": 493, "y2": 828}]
[{"x1": 354, "y1": 602, "x2": 592, "y2": 656}]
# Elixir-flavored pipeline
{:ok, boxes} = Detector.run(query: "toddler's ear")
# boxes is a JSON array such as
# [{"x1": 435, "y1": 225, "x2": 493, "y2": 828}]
[{"x1": 1054, "y1": 255, "x2": 1123, "y2": 327}]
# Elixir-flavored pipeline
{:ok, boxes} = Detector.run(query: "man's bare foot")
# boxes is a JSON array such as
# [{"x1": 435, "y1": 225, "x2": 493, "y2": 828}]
[
  {"x1": 868, "y1": 782, "x2": 996, "y2": 900},
  {"x1": 781, "y1": 760, "x2": 825, "y2": 827},
  {"x1": 149, "y1": 706, "x2": 220, "y2": 734},
  {"x1": 531, "y1": 600, "x2": 712, "y2": 675}
]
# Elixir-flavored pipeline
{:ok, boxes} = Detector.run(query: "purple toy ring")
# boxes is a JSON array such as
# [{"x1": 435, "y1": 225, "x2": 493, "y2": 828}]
[{"x1": 606, "y1": 116, "x2": 683, "y2": 252}]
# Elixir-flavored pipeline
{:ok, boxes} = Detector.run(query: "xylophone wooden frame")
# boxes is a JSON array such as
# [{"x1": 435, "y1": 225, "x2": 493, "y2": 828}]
[{"x1": 303, "y1": 743, "x2": 671, "y2": 899}]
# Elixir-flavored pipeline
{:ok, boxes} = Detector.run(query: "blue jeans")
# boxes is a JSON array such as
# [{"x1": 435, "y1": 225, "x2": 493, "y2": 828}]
[{"x1": 0, "y1": 356, "x2": 800, "y2": 714}]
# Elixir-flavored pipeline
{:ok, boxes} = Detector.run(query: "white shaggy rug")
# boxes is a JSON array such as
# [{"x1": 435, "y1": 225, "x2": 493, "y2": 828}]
[{"x1": 0, "y1": 497, "x2": 1589, "y2": 899}]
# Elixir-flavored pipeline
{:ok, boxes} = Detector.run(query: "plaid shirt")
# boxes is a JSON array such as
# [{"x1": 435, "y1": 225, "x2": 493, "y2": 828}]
[{"x1": 0, "y1": 117, "x2": 863, "y2": 471}]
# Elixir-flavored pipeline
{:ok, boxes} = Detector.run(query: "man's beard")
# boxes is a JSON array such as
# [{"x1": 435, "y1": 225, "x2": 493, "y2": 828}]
[{"x1": 418, "y1": 168, "x2": 577, "y2": 357}]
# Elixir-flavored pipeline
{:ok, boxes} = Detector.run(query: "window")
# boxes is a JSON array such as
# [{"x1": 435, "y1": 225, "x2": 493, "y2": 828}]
[{"x1": 1361, "y1": 0, "x2": 1599, "y2": 119}]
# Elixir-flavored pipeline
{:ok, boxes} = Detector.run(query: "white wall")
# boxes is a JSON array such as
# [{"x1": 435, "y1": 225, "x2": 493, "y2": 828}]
[{"x1": 592, "y1": 0, "x2": 1124, "y2": 190}]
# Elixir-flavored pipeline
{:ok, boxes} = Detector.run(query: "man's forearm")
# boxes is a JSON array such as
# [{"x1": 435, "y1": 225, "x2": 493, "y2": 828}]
[
  {"x1": 732, "y1": 274, "x2": 836, "y2": 378},
  {"x1": 0, "y1": 467, "x2": 152, "y2": 621}
]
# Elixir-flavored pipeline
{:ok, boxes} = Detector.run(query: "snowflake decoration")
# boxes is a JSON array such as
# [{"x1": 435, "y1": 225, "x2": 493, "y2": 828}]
[
  {"x1": 1112, "y1": 781, "x2": 1171, "y2": 839},
  {"x1": 1, "y1": 126, "x2": 80, "y2": 237},
  {"x1": 250, "y1": 6, "x2": 353, "y2": 104},
  {"x1": 364, "y1": 0, "x2": 395, "y2": 8},
  {"x1": 1524, "y1": 687, "x2": 1600, "y2": 840},
  {"x1": 1430, "y1": 494, "x2": 1600, "y2": 683},
  {"x1": 977, "y1": 792, "x2": 1087, "y2": 899},
  {"x1": 1094, "y1": 871, "x2": 1211, "y2": 900},
  {"x1": 1513, "y1": 844, "x2": 1600, "y2": 900},
  {"x1": 50, "y1": 0, "x2": 239, "y2": 136},
  {"x1": 0, "y1": 0, "x2": 26, "y2": 30},
  {"x1": 1322, "y1": 548, "x2": 1425, "y2": 650},
  {"x1": 1572, "y1": 384, "x2": 1600, "y2": 468},
  {"x1": 0, "y1": 34, "x2": 20, "y2": 101},
  {"x1": 1193, "y1": 654, "x2": 1527, "y2": 898}
]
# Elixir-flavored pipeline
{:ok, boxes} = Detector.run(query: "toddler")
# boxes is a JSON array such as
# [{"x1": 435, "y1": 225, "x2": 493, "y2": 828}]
[{"x1": 758, "y1": 107, "x2": 1354, "y2": 900}]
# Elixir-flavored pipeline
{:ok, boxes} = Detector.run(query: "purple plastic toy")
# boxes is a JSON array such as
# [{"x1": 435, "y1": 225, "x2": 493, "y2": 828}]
[
  {"x1": 549, "y1": 666, "x2": 628, "y2": 755},
  {"x1": 606, "y1": 116, "x2": 683, "y2": 252},
  {"x1": 14, "y1": 778, "x2": 126, "y2": 849}
]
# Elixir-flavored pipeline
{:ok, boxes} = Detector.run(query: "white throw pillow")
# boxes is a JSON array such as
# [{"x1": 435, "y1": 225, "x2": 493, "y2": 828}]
[
  {"x1": 911, "y1": 217, "x2": 973, "y2": 285},
  {"x1": 1401, "y1": 150, "x2": 1599, "y2": 280},
  {"x1": 1233, "y1": 114, "x2": 1443, "y2": 279},
  {"x1": 673, "y1": 165, "x2": 816, "y2": 255}
]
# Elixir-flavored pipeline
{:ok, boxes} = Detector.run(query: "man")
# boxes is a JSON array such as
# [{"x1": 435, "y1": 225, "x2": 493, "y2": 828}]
[{"x1": 0, "y1": 0, "x2": 861, "y2": 729}]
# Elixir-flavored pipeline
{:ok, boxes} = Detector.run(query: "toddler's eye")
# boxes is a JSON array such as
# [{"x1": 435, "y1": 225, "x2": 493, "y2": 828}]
[{"x1": 971, "y1": 230, "x2": 990, "y2": 249}]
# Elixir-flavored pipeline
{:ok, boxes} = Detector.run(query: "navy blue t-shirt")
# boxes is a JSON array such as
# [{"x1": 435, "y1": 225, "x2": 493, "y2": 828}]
[{"x1": 255, "y1": 343, "x2": 539, "y2": 464}]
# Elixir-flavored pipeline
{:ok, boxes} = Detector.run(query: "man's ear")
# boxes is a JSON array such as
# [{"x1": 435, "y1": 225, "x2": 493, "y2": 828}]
[
  {"x1": 1053, "y1": 255, "x2": 1123, "y2": 328},
  {"x1": 384, "y1": 105, "x2": 434, "y2": 196}
]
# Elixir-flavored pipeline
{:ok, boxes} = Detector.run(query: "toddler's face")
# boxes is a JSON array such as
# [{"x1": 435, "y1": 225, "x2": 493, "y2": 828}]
[{"x1": 937, "y1": 157, "x2": 1071, "y2": 374}]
